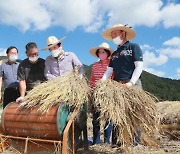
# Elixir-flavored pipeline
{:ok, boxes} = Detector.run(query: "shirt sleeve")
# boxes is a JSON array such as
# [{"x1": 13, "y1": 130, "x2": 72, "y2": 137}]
[
  {"x1": 133, "y1": 44, "x2": 143, "y2": 61},
  {"x1": 88, "y1": 65, "x2": 95, "y2": 88},
  {"x1": 0, "y1": 65, "x2": 3, "y2": 77},
  {"x1": 17, "y1": 63, "x2": 25, "y2": 81},
  {"x1": 71, "y1": 52, "x2": 85, "y2": 74},
  {"x1": 44, "y1": 58, "x2": 56, "y2": 80}
]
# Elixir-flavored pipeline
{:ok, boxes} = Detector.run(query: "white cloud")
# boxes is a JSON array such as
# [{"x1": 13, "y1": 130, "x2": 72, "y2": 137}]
[
  {"x1": 42, "y1": 0, "x2": 101, "y2": 31},
  {"x1": 84, "y1": 15, "x2": 103, "y2": 33},
  {"x1": 141, "y1": 45, "x2": 167, "y2": 77},
  {"x1": 143, "y1": 50, "x2": 168, "y2": 67},
  {"x1": 141, "y1": 44, "x2": 153, "y2": 51},
  {"x1": 98, "y1": 0, "x2": 162, "y2": 28},
  {"x1": 0, "y1": 48, "x2": 6, "y2": 56},
  {"x1": 0, "y1": 0, "x2": 51, "y2": 32},
  {"x1": 160, "y1": 3, "x2": 180, "y2": 28},
  {"x1": 177, "y1": 68, "x2": 180, "y2": 74},
  {"x1": 157, "y1": 37, "x2": 180, "y2": 59},
  {"x1": 0, "y1": 0, "x2": 180, "y2": 32},
  {"x1": 175, "y1": 68, "x2": 180, "y2": 79},
  {"x1": 144, "y1": 67, "x2": 165, "y2": 77},
  {"x1": 163, "y1": 37, "x2": 180, "y2": 47},
  {"x1": 158, "y1": 47, "x2": 180, "y2": 58}
]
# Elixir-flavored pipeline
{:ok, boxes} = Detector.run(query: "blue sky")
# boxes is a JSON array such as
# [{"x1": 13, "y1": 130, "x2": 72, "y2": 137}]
[{"x1": 0, "y1": 0, "x2": 180, "y2": 79}]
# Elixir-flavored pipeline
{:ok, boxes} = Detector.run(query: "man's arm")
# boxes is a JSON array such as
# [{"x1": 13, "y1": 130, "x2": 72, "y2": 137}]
[
  {"x1": 129, "y1": 61, "x2": 143, "y2": 84},
  {"x1": 16, "y1": 62, "x2": 26, "y2": 102},
  {"x1": 16, "y1": 80, "x2": 26, "y2": 102},
  {"x1": 0, "y1": 65, "x2": 3, "y2": 102},
  {"x1": 71, "y1": 52, "x2": 85, "y2": 75},
  {"x1": 44, "y1": 58, "x2": 56, "y2": 80},
  {"x1": 0, "y1": 77, "x2": 2, "y2": 102},
  {"x1": 126, "y1": 44, "x2": 143, "y2": 87}
]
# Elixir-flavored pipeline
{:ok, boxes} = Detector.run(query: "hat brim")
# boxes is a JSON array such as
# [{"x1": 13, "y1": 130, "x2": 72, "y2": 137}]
[
  {"x1": 102, "y1": 26, "x2": 136, "y2": 41},
  {"x1": 90, "y1": 47, "x2": 114, "y2": 58},
  {"x1": 41, "y1": 37, "x2": 66, "y2": 50}
]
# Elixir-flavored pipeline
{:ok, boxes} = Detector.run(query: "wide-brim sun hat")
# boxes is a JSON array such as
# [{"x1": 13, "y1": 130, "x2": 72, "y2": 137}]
[
  {"x1": 102, "y1": 24, "x2": 136, "y2": 41},
  {"x1": 90, "y1": 42, "x2": 114, "y2": 58},
  {"x1": 42, "y1": 36, "x2": 66, "y2": 50}
]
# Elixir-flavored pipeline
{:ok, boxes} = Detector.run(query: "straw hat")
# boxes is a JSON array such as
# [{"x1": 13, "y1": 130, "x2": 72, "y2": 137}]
[
  {"x1": 90, "y1": 42, "x2": 114, "y2": 58},
  {"x1": 102, "y1": 24, "x2": 136, "y2": 41},
  {"x1": 42, "y1": 36, "x2": 65, "y2": 50}
]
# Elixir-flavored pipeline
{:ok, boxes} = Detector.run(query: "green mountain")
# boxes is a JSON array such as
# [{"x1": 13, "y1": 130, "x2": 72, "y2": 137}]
[
  {"x1": 0, "y1": 56, "x2": 7, "y2": 60},
  {"x1": 84, "y1": 64, "x2": 180, "y2": 101}
]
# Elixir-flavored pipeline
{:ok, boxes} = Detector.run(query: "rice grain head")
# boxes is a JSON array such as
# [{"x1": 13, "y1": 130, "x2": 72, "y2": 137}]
[
  {"x1": 20, "y1": 70, "x2": 91, "y2": 114},
  {"x1": 93, "y1": 79, "x2": 159, "y2": 147}
]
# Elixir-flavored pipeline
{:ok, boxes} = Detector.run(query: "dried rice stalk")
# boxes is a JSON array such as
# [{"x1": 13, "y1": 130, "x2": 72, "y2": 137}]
[
  {"x1": 157, "y1": 101, "x2": 180, "y2": 125},
  {"x1": 157, "y1": 101, "x2": 180, "y2": 139},
  {"x1": 93, "y1": 79, "x2": 158, "y2": 147},
  {"x1": 20, "y1": 70, "x2": 90, "y2": 113}
]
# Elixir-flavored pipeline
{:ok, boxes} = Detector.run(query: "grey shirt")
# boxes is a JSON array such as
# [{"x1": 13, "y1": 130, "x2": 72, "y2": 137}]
[
  {"x1": 0, "y1": 62, "x2": 19, "y2": 88},
  {"x1": 44, "y1": 52, "x2": 84, "y2": 80}
]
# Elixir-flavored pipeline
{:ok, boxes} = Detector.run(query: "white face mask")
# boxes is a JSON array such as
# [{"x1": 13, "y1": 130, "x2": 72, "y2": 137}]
[
  {"x1": 9, "y1": 55, "x2": 18, "y2": 62},
  {"x1": 51, "y1": 49, "x2": 61, "y2": 58},
  {"x1": 112, "y1": 36, "x2": 123, "y2": 45},
  {"x1": 29, "y1": 56, "x2": 38, "y2": 62}
]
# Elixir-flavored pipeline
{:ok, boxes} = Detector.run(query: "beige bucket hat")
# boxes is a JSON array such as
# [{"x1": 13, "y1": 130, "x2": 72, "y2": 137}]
[
  {"x1": 90, "y1": 42, "x2": 114, "y2": 58},
  {"x1": 102, "y1": 24, "x2": 136, "y2": 41},
  {"x1": 42, "y1": 36, "x2": 66, "y2": 50}
]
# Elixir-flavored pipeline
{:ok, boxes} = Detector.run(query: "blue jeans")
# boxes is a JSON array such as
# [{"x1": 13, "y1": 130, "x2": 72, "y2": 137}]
[{"x1": 92, "y1": 109, "x2": 112, "y2": 144}]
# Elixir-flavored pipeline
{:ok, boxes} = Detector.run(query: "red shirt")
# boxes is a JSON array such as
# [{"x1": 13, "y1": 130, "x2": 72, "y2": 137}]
[{"x1": 89, "y1": 59, "x2": 111, "y2": 88}]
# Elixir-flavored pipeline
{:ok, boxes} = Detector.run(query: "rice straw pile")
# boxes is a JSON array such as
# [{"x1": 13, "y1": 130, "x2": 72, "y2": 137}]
[
  {"x1": 156, "y1": 101, "x2": 180, "y2": 139},
  {"x1": 93, "y1": 79, "x2": 159, "y2": 147},
  {"x1": 20, "y1": 70, "x2": 90, "y2": 113},
  {"x1": 157, "y1": 101, "x2": 180, "y2": 125}
]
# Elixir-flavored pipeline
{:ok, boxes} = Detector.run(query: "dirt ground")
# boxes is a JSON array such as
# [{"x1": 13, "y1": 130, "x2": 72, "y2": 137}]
[
  {"x1": 1, "y1": 109, "x2": 180, "y2": 154},
  {"x1": 76, "y1": 117, "x2": 180, "y2": 154}
]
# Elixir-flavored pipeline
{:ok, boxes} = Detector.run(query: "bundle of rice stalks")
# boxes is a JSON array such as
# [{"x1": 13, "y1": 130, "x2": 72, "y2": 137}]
[
  {"x1": 157, "y1": 101, "x2": 180, "y2": 125},
  {"x1": 93, "y1": 79, "x2": 158, "y2": 147},
  {"x1": 157, "y1": 101, "x2": 180, "y2": 139},
  {"x1": 20, "y1": 71, "x2": 90, "y2": 113}
]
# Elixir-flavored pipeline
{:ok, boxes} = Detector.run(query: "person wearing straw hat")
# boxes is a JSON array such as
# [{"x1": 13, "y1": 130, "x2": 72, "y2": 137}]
[
  {"x1": 42, "y1": 36, "x2": 84, "y2": 80},
  {"x1": 102, "y1": 24, "x2": 143, "y2": 146},
  {"x1": 89, "y1": 42, "x2": 113, "y2": 144},
  {"x1": 16, "y1": 42, "x2": 46, "y2": 103},
  {"x1": 102, "y1": 24, "x2": 143, "y2": 87},
  {"x1": 42, "y1": 36, "x2": 87, "y2": 149}
]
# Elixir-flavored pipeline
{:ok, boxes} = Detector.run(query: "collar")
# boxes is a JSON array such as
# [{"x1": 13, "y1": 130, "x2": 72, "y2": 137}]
[
  {"x1": 98, "y1": 59, "x2": 109, "y2": 64},
  {"x1": 6, "y1": 61, "x2": 18, "y2": 65},
  {"x1": 52, "y1": 51, "x2": 66, "y2": 61},
  {"x1": 117, "y1": 41, "x2": 129, "y2": 49},
  {"x1": 58, "y1": 50, "x2": 65, "y2": 60}
]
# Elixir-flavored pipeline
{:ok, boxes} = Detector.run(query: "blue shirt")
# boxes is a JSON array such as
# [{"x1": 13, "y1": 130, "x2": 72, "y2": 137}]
[
  {"x1": 0, "y1": 61, "x2": 19, "y2": 88},
  {"x1": 109, "y1": 41, "x2": 143, "y2": 81}
]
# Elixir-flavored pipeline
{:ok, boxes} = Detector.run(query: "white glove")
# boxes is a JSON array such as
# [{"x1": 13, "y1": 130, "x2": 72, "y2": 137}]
[
  {"x1": 80, "y1": 74, "x2": 84, "y2": 79},
  {"x1": 102, "y1": 67, "x2": 113, "y2": 80},
  {"x1": 125, "y1": 81, "x2": 133, "y2": 87},
  {"x1": 101, "y1": 75, "x2": 107, "y2": 81}
]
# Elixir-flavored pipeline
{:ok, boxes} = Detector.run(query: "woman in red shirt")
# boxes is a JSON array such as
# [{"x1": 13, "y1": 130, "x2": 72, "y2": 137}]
[{"x1": 89, "y1": 42, "x2": 114, "y2": 144}]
